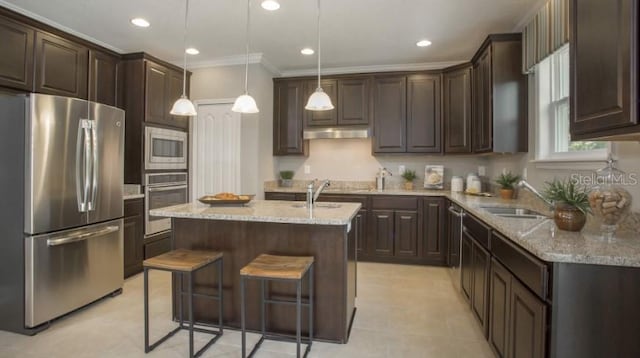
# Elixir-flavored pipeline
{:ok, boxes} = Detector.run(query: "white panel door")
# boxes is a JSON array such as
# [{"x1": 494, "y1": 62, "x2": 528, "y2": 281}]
[{"x1": 190, "y1": 102, "x2": 241, "y2": 201}]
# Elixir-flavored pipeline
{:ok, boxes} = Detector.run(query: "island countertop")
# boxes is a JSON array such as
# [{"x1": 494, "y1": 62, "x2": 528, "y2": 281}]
[{"x1": 150, "y1": 199, "x2": 361, "y2": 226}]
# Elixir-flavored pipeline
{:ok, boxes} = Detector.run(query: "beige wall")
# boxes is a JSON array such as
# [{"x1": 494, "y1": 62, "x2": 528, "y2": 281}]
[
  {"x1": 277, "y1": 139, "x2": 491, "y2": 188},
  {"x1": 189, "y1": 63, "x2": 277, "y2": 199}
]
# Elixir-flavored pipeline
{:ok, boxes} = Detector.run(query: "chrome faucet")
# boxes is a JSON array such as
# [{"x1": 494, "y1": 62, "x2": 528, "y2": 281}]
[
  {"x1": 306, "y1": 179, "x2": 331, "y2": 207},
  {"x1": 517, "y1": 179, "x2": 554, "y2": 210},
  {"x1": 314, "y1": 179, "x2": 331, "y2": 203}
]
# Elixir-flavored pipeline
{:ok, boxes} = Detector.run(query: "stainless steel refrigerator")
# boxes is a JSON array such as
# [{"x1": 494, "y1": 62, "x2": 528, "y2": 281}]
[{"x1": 0, "y1": 93, "x2": 124, "y2": 335}]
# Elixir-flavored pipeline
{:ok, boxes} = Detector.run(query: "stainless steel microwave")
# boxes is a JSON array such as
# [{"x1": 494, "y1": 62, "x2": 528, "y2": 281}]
[{"x1": 145, "y1": 126, "x2": 187, "y2": 170}]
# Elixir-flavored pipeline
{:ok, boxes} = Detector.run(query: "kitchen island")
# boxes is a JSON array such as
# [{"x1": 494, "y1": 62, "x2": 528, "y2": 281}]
[{"x1": 150, "y1": 200, "x2": 361, "y2": 343}]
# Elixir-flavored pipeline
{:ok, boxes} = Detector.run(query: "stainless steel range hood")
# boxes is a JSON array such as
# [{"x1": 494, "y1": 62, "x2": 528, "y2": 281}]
[{"x1": 303, "y1": 126, "x2": 371, "y2": 139}]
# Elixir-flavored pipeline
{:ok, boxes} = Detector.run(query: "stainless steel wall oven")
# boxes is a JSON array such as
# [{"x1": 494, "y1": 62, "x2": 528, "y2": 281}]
[{"x1": 145, "y1": 173, "x2": 188, "y2": 236}]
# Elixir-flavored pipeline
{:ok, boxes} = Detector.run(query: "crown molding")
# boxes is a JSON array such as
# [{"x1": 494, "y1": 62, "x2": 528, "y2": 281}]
[
  {"x1": 0, "y1": 0, "x2": 124, "y2": 54},
  {"x1": 187, "y1": 52, "x2": 282, "y2": 75},
  {"x1": 278, "y1": 61, "x2": 467, "y2": 77}
]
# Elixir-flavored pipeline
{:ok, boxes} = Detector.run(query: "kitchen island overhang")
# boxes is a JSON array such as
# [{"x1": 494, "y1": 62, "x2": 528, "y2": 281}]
[{"x1": 150, "y1": 200, "x2": 361, "y2": 343}]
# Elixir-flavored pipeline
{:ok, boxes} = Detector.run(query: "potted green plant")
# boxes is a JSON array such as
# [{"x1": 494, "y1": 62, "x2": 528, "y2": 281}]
[
  {"x1": 495, "y1": 171, "x2": 521, "y2": 199},
  {"x1": 279, "y1": 170, "x2": 294, "y2": 187},
  {"x1": 401, "y1": 169, "x2": 417, "y2": 190},
  {"x1": 543, "y1": 179, "x2": 591, "y2": 232}
]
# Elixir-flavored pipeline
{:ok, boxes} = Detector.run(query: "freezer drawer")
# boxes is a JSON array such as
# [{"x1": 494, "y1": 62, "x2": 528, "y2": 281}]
[{"x1": 24, "y1": 219, "x2": 124, "y2": 328}]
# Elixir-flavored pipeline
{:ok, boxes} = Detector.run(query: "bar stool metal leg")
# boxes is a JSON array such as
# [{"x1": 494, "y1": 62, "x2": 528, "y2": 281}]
[
  {"x1": 309, "y1": 265, "x2": 314, "y2": 349},
  {"x1": 178, "y1": 273, "x2": 183, "y2": 327},
  {"x1": 218, "y1": 259, "x2": 223, "y2": 334},
  {"x1": 188, "y1": 272, "x2": 194, "y2": 358},
  {"x1": 144, "y1": 268, "x2": 149, "y2": 353},
  {"x1": 296, "y1": 280, "x2": 302, "y2": 358},
  {"x1": 261, "y1": 280, "x2": 266, "y2": 338},
  {"x1": 241, "y1": 276, "x2": 246, "y2": 358}
]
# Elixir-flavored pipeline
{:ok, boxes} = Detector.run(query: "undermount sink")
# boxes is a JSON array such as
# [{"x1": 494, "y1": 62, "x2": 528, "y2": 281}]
[
  {"x1": 291, "y1": 203, "x2": 342, "y2": 209},
  {"x1": 480, "y1": 206, "x2": 547, "y2": 220}
]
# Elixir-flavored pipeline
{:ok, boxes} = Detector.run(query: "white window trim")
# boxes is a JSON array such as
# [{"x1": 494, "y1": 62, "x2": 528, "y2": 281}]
[{"x1": 532, "y1": 45, "x2": 611, "y2": 169}]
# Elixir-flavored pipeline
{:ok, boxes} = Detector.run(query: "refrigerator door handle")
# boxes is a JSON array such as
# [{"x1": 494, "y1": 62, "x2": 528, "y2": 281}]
[
  {"x1": 75, "y1": 119, "x2": 91, "y2": 212},
  {"x1": 46, "y1": 225, "x2": 119, "y2": 247},
  {"x1": 88, "y1": 120, "x2": 98, "y2": 211}
]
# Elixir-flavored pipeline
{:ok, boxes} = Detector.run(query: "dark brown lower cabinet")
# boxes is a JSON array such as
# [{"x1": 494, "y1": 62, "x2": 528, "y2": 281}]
[
  {"x1": 394, "y1": 210, "x2": 418, "y2": 257},
  {"x1": 422, "y1": 197, "x2": 446, "y2": 265},
  {"x1": 144, "y1": 231, "x2": 171, "y2": 259},
  {"x1": 370, "y1": 209, "x2": 395, "y2": 256},
  {"x1": 123, "y1": 198, "x2": 144, "y2": 278},
  {"x1": 509, "y1": 278, "x2": 546, "y2": 358},
  {"x1": 461, "y1": 232, "x2": 473, "y2": 301},
  {"x1": 490, "y1": 258, "x2": 512, "y2": 357},
  {"x1": 355, "y1": 209, "x2": 367, "y2": 255},
  {"x1": 490, "y1": 258, "x2": 547, "y2": 358},
  {"x1": 471, "y1": 238, "x2": 490, "y2": 336}
]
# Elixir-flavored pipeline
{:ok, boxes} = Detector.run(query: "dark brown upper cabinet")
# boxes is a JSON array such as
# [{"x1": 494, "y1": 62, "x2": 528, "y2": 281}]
[
  {"x1": 88, "y1": 50, "x2": 119, "y2": 107},
  {"x1": 0, "y1": 15, "x2": 34, "y2": 91},
  {"x1": 338, "y1": 77, "x2": 370, "y2": 125},
  {"x1": 443, "y1": 64, "x2": 472, "y2": 153},
  {"x1": 372, "y1": 75, "x2": 407, "y2": 153},
  {"x1": 145, "y1": 62, "x2": 169, "y2": 125},
  {"x1": 569, "y1": 0, "x2": 640, "y2": 140},
  {"x1": 273, "y1": 79, "x2": 308, "y2": 156},
  {"x1": 121, "y1": 53, "x2": 190, "y2": 184},
  {"x1": 304, "y1": 79, "x2": 338, "y2": 127},
  {"x1": 34, "y1": 31, "x2": 88, "y2": 99},
  {"x1": 407, "y1": 73, "x2": 442, "y2": 153},
  {"x1": 471, "y1": 34, "x2": 527, "y2": 154}
]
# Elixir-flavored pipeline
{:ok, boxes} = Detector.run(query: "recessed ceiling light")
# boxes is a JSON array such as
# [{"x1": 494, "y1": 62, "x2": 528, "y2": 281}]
[
  {"x1": 131, "y1": 18, "x2": 150, "y2": 28},
  {"x1": 185, "y1": 48, "x2": 200, "y2": 55},
  {"x1": 416, "y1": 40, "x2": 432, "y2": 47},
  {"x1": 261, "y1": 0, "x2": 280, "y2": 11},
  {"x1": 301, "y1": 48, "x2": 314, "y2": 55}
]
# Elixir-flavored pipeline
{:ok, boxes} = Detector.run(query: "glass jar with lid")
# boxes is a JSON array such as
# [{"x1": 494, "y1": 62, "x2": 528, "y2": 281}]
[{"x1": 588, "y1": 156, "x2": 632, "y2": 239}]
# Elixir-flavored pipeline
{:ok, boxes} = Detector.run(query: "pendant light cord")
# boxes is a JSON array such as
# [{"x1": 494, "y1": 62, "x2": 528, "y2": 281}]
[
  {"x1": 181, "y1": 0, "x2": 190, "y2": 97},
  {"x1": 244, "y1": 0, "x2": 251, "y2": 94},
  {"x1": 316, "y1": 0, "x2": 321, "y2": 90}
]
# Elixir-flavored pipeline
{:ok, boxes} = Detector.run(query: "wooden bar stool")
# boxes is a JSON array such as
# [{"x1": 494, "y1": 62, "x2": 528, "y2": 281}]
[
  {"x1": 143, "y1": 249, "x2": 224, "y2": 358},
  {"x1": 240, "y1": 254, "x2": 314, "y2": 358}
]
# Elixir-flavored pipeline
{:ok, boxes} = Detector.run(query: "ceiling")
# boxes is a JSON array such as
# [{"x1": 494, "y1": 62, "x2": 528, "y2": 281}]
[{"x1": 1, "y1": 0, "x2": 540, "y2": 75}]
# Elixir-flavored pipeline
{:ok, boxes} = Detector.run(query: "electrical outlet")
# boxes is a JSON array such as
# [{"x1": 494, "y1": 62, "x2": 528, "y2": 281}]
[
  {"x1": 478, "y1": 166, "x2": 486, "y2": 176},
  {"x1": 304, "y1": 165, "x2": 311, "y2": 174},
  {"x1": 399, "y1": 165, "x2": 405, "y2": 175}
]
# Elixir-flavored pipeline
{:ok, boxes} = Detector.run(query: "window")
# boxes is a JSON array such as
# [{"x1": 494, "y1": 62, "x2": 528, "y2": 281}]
[{"x1": 535, "y1": 45, "x2": 608, "y2": 161}]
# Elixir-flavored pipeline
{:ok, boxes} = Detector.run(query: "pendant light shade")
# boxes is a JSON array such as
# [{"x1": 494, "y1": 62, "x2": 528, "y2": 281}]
[
  {"x1": 305, "y1": 88, "x2": 334, "y2": 110},
  {"x1": 232, "y1": 94, "x2": 259, "y2": 113},
  {"x1": 171, "y1": 95, "x2": 198, "y2": 116},
  {"x1": 232, "y1": 0, "x2": 260, "y2": 114},
  {"x1": 306, "y1": 0, "x2": 333, "y2": 111},
  {"x1": 170, "y1": 0, "x2": 197, "y2": 116}
]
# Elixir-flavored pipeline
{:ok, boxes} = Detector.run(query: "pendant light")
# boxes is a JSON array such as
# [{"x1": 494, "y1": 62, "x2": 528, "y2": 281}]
[
  {"x1": 232, "y1": 0, "x2": 260, "y2": 113},
  {"x1": 170, "y1": 0, "x2": 197, "y2": 116},
  {"x1": 305, "y1": 0, "x2": 334, "y2": 111}
]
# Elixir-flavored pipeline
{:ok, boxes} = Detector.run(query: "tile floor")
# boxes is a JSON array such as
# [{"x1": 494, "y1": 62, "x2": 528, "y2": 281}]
[{"x1": 0, "y1": 263, "x2": 495, "y2": 357}]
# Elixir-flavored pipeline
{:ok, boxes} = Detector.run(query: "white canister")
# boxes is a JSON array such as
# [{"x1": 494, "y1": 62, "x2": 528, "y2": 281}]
[
  {"x1": 451, "y1": 176, "x2": 464, "y2": 192},
  {"x1": 470, "y1": 178, "x2": 482, "y2": 193},
  {"x1": 466, "y1": 173, "x2": 479, "y2": 189}
]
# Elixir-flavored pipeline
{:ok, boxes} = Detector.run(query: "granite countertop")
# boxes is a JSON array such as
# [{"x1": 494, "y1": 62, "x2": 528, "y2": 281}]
[
  {"x1": 124, "y1": 194, "x2": 145, "y2": 200},
  {"x1": 266, "y1": 187, "x2": 640, "y2": 268},
  {"x1": 150, "y1": 200, "x2": 361, "y2": 226}
]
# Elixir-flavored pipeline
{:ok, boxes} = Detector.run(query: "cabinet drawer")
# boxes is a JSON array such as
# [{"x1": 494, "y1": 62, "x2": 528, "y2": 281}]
[
  {"x1": 463, "y1": 213, "x2": 491, "y2": 249},
  {"x1": 144, "y1": 235, "x2": 171, "y2": 259},
  {"x1": 491, "y1": 231, "x2": 549, "y2": 300},
  {"x1": 371, "y1": 196, "x2": 418, "y2": 210},
  {"x1": 124, "y1": 198, "x2": 143, "y2": 217}
]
